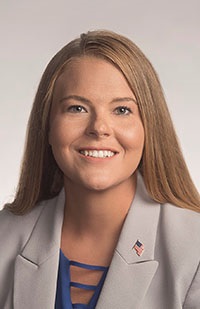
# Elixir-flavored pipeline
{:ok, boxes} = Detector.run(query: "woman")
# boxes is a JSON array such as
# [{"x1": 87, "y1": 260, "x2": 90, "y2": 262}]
[{"x1": 0, "y1": 30, "x2": 200, "y2": 309}]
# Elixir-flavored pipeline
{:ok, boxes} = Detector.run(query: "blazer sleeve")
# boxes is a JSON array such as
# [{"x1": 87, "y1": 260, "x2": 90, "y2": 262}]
[{"x1": 183, "y1": 261, "x2": 200, "y2": 308}]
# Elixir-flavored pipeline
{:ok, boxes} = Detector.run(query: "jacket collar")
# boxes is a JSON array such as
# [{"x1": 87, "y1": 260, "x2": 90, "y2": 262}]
[
  {"x1": 20, "y1": 189, "x2": 65, "y2": 265},
  {"x1": 13, "y1": 190, "x2": 65, "y2": 309},
  {"x1": 96, "y1": 173, "x2": 160, "y2": 308}
]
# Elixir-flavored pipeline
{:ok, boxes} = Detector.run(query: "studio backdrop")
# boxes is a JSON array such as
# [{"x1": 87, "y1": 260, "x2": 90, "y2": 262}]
[{"x1": 0, "y1": 0, "x2": 199, "y2": 208}]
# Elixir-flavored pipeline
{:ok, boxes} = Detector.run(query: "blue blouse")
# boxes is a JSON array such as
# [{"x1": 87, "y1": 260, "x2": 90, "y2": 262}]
[{"x1": 55, "y1": 250, "x2": 109, "y2": 309}]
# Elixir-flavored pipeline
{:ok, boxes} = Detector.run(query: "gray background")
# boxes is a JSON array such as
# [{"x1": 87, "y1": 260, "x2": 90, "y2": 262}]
[{"x1": 0, "y1": 0, "x2": 199, "y2": 209}]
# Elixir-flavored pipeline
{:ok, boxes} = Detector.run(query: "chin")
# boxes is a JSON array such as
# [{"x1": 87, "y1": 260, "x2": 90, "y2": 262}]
[
  {"x1": 84, "y1": 182, "x2": 112, "y2": 192},
  {"x1": 83, "y1": 178, "x2": 128, "y2": 192}
]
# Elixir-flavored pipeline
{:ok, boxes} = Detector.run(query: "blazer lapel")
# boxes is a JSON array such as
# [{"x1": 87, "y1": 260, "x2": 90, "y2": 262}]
[
  {"x1": 13, "y1": 190, "x2": 65, "y2": 309},
  {"x1": 96, "y1": 173, "x2": 160, "y2": 309}
]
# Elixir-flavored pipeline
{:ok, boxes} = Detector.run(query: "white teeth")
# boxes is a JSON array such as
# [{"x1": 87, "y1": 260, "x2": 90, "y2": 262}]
[
  {"x1": 99, "y1": 150, "x2": 104, "y2": 158},
  {"x1": 80, "y1": 150, "x2": 115, "y2": 158}
]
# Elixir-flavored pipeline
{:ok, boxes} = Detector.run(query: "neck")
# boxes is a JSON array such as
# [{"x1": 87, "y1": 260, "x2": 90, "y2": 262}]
[{"x1": 62, "y1": 174, "x2": 137, "y2": 240}]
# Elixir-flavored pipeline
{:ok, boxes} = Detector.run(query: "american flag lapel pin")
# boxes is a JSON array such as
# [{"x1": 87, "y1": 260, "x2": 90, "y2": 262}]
[{"x1": 133, "y1": 239, "x2": 145, "y2": 256}]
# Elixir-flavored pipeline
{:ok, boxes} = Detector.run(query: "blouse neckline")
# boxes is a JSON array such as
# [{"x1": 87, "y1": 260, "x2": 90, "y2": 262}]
[{"x1": 55, "y1": 249, "x2": 109, "y2": 309}]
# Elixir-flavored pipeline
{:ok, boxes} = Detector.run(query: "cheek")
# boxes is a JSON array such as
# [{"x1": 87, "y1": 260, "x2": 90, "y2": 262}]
[
  {"x1": 49, "y1": 118, "x2": 83, "y2": 147},
  {"x1": 49, "y1": 124, "x2": 66, "y2": 147},
  {"x1": 119, "y1": 122, "x2": 144, "y2": 151}
]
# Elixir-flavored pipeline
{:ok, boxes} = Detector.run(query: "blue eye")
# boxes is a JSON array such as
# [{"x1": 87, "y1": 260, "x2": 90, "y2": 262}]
[
  {"x1": 114, "y1": 106, "x2": 132, "y2": 115},
  {"x1": 67, "y1": 105, "x2": 87, "y2": 113}
]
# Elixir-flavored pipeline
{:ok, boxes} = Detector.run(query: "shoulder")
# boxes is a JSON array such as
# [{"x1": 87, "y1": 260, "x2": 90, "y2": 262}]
[
  {"x1": 0, "y1": 202, "x2": 45, "y2": 251},
  {"x1": 158, "y1": 203, "x2": 200, "y2": 272},
  {"x1": 0, "y1": 199, "x2": 47, "y2": 226},
  {"x1": 160, "y1": 202, "x2": 200, "y2": 238},
  {"x1": 0, "y1": 190, "x2": 64, "y2": 251},
  {"x1": 157, "y1": 204, "x2": 200, "y2": 307}
]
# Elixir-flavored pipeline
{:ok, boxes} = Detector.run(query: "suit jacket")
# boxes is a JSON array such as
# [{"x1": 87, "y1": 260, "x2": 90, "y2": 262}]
[{"x1": 0, "y1": 174, "x2": 200, "y2": 309}]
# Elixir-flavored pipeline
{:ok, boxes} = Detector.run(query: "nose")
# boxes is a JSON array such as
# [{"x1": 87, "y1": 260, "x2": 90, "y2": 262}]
[{"x1": 85, "y1": 113, "x2": 112, "y2": 138}]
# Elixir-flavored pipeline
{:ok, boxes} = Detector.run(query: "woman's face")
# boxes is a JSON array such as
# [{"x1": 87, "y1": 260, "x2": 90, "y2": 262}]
[{"x1": 49, "y1": 57, "x2": 144, "y2": 192}]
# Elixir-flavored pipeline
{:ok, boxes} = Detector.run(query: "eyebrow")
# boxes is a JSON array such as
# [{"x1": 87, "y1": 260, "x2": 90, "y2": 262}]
[
  {"x1": 59, "y1": 95, "x2": 137, "y2": 104},
  {"x1": 112, "y1": 97, "x2": 137, "y2": 104}
]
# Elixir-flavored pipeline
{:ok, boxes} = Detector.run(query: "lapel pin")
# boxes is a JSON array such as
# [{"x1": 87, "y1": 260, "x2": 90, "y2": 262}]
[{"x1": 133, "y1": 239, "x2": 145, "y2": 256}]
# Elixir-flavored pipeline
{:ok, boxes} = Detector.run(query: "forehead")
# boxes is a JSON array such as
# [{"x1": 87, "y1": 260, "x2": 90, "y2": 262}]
[{"x1": 53, "y1": 56, "x2": 134, "y2": 100}]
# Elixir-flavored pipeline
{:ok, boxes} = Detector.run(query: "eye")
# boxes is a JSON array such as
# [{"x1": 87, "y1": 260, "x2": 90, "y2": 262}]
[
  {"x1": 114, "y1": 106, "x2": 132, "y2": 115},
  {"x1": 67, "y1": 105, "x2": 87, "y2": 113}
]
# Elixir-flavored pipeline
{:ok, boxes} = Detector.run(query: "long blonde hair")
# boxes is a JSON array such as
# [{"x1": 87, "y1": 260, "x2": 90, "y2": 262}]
[{"x1": 5, "y1": 30, "x2": 200, "y2": 214}]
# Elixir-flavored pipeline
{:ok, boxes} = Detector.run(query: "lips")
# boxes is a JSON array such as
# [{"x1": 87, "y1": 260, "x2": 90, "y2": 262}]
[{"x1": 79, "y1": 149, "x2": 116, "y2": 158}]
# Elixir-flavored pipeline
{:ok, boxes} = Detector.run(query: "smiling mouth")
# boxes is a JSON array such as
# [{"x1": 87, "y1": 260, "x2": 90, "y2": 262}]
[{"x1": 79, "y1": 149, "x2": 117, "y2": 158}]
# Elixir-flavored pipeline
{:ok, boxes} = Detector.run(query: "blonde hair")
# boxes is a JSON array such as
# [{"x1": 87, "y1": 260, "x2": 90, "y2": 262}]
[{"x1": 5, "y1": 30, "x2": 200, "y2": 214}]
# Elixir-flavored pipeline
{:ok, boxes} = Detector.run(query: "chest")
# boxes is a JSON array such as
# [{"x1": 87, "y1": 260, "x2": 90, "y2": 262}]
[
  {"x1": 56, "y1": 249, "x2": 109, "y2": 308},
  {"x1": 70, "y1": 266, "x2": 105, "y2": 304}
]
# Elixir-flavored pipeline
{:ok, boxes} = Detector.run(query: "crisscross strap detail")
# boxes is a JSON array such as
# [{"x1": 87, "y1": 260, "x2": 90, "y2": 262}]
[
  {"x1": 73, "y1": 304, "x2": 88, "y2": 309},
  {"x1": 70, "y1": 260, "x2": 108, "y2": 271},
  {"x1": 69, "y1": 259, "x2": 109, "y2": 308},
  {"x1": 55, "y1": 250, "x2": 109, "y2": 309},
  {"x1": 70, "y1": 282, "x2": 96, "y2": 291}
]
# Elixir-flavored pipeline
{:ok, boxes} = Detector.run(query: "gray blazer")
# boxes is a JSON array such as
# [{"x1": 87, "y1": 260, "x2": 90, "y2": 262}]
[{"x1": 0, "y1": 174, "x2": 200, "y2": 309}]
